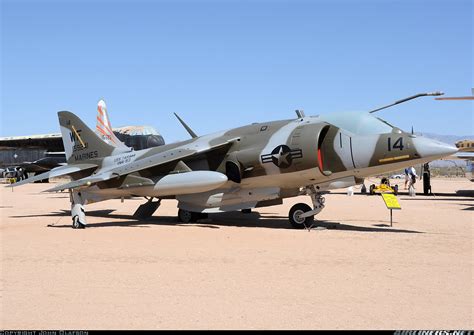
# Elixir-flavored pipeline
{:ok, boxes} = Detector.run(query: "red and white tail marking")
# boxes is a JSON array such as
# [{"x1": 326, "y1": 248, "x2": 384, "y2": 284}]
[
  {"x1": 95, "y1": 100, "x2": 129, "y2": 150},
  {"x1": 96, "y1": 99, "x2": 117, "y2": 144}
]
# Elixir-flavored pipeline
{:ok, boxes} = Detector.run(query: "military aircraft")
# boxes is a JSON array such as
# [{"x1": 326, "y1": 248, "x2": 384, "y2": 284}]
[
  {"x1": 434, "y1": 88, "x2": 474, "y2": 100},
  {"x1": 435, "y1": 89, "x2": 474, "y2": 182},
  {"x1": 11, "y1": 91, "x2": 458, "y2": 229},
  {"x1": 0, "y1": 99, "x2": 165, "y2": 178}
]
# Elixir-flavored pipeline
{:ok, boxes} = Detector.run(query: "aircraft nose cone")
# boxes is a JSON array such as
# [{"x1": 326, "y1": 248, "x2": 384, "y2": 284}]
[{"x1": 414, "y1": 136, "x2": 458, "y2": 160}]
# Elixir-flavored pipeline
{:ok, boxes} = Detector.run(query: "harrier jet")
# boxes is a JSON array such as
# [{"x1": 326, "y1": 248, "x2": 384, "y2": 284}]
[{"x1": 12, "y1": 92, "x2": 457, "y2": 229}]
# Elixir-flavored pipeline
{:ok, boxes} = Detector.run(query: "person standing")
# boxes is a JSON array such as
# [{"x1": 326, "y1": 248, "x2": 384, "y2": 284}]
[
  {"x1": 404, "y1": 167, "x2": 410, "y2": 189},
  {"x1": 407, "y1": 166, "x2": 418, "y2": 196}
]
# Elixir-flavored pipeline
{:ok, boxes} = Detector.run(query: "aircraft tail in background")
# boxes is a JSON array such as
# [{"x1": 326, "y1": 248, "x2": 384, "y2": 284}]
[{"x1": 96, "y1": 99, "x2": 129, "y2": 150}]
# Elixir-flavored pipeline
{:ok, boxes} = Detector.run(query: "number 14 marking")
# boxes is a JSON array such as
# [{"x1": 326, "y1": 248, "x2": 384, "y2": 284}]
[{"x1": 388, "y1": 137, "x2": 404, "y2": 151}]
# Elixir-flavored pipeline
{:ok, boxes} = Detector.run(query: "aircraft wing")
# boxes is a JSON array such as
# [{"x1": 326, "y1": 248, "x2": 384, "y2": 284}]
[
  {"x1": 455, "y1": 152, "x2": 474, "y2": 160},
  {"x1": 45, "y1": 137, "x2": 238, "y2": 192}
]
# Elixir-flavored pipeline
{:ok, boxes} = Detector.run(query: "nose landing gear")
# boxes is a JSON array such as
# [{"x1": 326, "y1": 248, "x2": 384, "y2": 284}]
[
  {"x1": 289, "y1": 203, "x2": 313, "y2": 228},
  {"x1": 289, "y1": 186, "x2": 326, "y2": 229}
]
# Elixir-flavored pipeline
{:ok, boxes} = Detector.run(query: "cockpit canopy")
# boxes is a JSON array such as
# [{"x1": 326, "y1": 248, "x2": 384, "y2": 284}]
[{"x1": 320, "y1": 111, "x2": 401, "y2": 135}]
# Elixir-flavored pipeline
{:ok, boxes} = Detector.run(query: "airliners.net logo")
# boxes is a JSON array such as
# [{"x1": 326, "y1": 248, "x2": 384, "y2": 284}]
[{"x1": 395, "y1": 331, "x2": 472, "y2": 335}]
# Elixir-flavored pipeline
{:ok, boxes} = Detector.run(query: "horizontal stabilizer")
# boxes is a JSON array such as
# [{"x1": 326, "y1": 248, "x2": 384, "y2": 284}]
[{"x1": 9, "y1": 163, "x2": 97, "y2": 187}]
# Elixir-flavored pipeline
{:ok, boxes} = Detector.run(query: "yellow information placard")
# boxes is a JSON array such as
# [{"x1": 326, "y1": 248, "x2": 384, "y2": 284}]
[{"x1": 381, "y1": 193, "x2": 401, "y2": 210}]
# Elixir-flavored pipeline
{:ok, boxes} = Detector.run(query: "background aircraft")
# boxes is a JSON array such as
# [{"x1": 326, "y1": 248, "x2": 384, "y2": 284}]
[
  {"x1": 0, "y1": 100, "x2": 165, "y2": 180},
  {"x1": 434, "y1": 89, "x2": 473, "y2": 182},
  {"x1": 12, "y1": 92, "x2": 458, "y2": 229},
  {"x1": 453, "y1": 140, "x2": 474, "y2": 182},
  {"x1": 434, "y1": 88, "x2": 474, "y2": 101}
]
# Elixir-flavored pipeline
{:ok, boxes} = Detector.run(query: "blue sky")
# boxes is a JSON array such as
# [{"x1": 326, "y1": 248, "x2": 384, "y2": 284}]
[{"x1": 1, "y1": 0, "x2": 472, "y2": 141}]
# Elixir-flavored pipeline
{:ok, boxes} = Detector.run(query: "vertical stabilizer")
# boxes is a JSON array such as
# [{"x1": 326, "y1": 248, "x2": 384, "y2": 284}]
[
  {"x1": 58, "y1": 111, "x2": 127, "y2": 164},
  {"x1": 96, "y1": 99, "x2": 129, "y2": 150}
]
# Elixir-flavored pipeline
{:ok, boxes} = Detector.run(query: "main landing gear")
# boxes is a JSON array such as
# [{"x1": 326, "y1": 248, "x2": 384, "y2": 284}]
[
  {"x1": 70, "y1": 191, "x2": 87, "y2": 229},
  {"x1": 177, "y1": 209, "x2": 208, "y2": 223},
  {"x1": 289, "y1": 186, "x2": 325, "y2": 229}
]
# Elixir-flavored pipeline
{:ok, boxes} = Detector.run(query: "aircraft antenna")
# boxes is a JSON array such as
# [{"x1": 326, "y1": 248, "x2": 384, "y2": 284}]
[
  {"x1": 295, "y1": 109, "x2": 305, "y2": 118},
  {"x1": 368, "y1": 91, "x2": 444, "y2": 114}
]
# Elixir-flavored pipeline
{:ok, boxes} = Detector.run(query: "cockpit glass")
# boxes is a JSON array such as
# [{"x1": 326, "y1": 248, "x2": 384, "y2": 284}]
[{"x1": 321, "y1": 112, "x2": 394, "y2": 134}]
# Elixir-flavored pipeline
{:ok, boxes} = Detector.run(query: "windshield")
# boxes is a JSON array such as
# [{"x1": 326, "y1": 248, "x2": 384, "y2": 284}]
[{"x1": 320, "y1": 111, "x2": 395, "y2": 135}]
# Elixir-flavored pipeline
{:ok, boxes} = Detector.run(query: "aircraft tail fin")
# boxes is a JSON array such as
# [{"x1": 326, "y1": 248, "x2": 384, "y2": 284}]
[
  {"x1": 58, "y1": 111, "x2": 128, "y2": 164},
  {"x1": 96, "y1": 99, "x2": 129, "y2": 149}
]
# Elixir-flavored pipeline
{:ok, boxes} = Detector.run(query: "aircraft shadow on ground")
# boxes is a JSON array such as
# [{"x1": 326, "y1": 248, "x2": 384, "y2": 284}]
[{"x1": 10, "y1": 209, "x2": 422, "y2": 233}]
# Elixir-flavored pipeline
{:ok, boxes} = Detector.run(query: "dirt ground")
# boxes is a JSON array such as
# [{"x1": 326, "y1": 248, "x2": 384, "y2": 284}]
[{"x1": 0, "y1": 177, "x2": 472, "y2": 329}]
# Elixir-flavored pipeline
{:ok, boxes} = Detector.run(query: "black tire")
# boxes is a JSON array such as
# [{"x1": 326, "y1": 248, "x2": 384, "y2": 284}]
[
  {"x1": 72, "y1": 216, "x2": 85, "y2": 229},
  {"x1": 369, "y1": 184, "x2": 375, "y2": 195},
  {"x1": 289, "y1": 203, "x2": 313, "y2": 229},
  {"x1": 393, "y1": 185, "x2": 399, "y2": 195},
  {"x1": 178, "y1": 209, "x2": 199, "y2": 223},
  {"x1": 423, "y1": 172, "x2": 431, "y2": 195}
]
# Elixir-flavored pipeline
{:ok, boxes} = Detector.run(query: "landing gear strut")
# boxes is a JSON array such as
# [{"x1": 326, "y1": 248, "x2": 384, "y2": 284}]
[
  {"x1": 422, "y1": 163, "x2": 432, "y2": 195},
  {"x1": 289, "y1": 186, "x2": 325, "y2": 229},
  {"x1": 70, "y1": 191, "x2": 87, "y2": 229}
]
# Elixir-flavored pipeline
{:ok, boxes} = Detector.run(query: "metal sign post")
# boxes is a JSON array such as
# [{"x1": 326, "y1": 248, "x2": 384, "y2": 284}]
[{"x1": 381, "y1": 193, "x2": 401, "y2": 226}]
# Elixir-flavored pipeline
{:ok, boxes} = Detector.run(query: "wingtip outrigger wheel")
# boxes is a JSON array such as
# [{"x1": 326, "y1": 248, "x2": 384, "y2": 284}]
[{"x1": 70, "y1": 191, "x2": 87, "y2": 229}]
